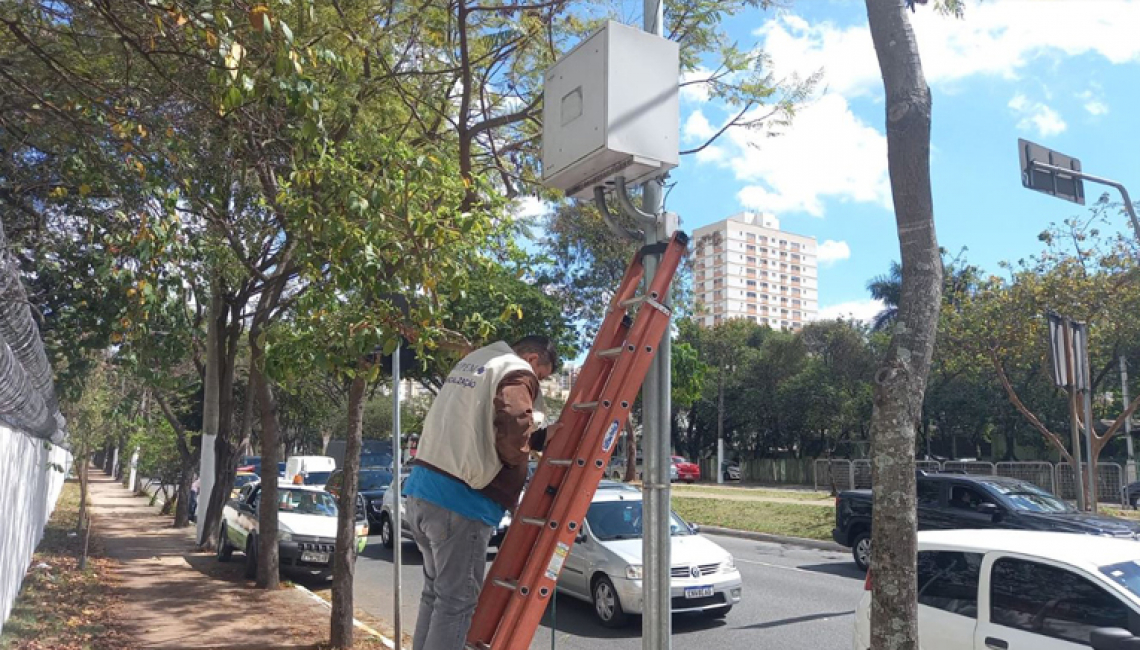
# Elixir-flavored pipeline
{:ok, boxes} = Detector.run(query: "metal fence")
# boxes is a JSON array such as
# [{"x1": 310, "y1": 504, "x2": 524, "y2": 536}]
[
  {"x1": 996, "y1": 462, "x2": 1055, "y2": 494},
  {"x1": 813, "y1": 459, "x2": 854, "y2": 492},
  {"x1": 853, "y1": 460, "x2": 872, "y2": 489},
  {"x1": 806, "y1": 458, "x2": 1123, "y2": 505},
  {"x1": 942, "y1": 461, "x2": 996, "y2": 476},
  {"x1": 1052, "y1": 462, "x2": 1125, "y2": 505}
]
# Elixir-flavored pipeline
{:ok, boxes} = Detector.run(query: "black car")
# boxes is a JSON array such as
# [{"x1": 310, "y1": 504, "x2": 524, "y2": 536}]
[
  {"x1": 833, "y1": 472, "x2": 1140, "y2": 571},
  {"x1": 325, "y1": 468, "x2": 393, "y2": 525}
]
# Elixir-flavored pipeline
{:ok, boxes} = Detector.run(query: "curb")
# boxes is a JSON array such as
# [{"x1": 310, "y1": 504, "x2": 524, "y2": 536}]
[
  {"x1": 293, "y1": 583, "x2": 396, "y2": 649},
  {"x1": 700, "y1": 525, "x2": 847, "y2": 552}
]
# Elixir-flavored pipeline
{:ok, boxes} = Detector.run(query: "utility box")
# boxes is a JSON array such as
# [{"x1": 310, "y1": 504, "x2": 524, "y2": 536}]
[{"x1": 542, "y1": 21, "x2": 679, "y2": 199}]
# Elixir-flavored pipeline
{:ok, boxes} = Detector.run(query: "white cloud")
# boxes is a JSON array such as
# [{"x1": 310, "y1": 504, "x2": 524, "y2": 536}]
[
  {"x1": 817, "y1": 240, "x2": 851, "y2": 265},
  {"x1": 1078, "y1": 86, "x2": 1110, "y2": 116},
  {"x1": 728, "y1": 93, "x2": 889, "y2": 217},
  {"x1": 512, "y1": 196, "x2": 551, "y2": 222},
  {"x1": 1008, "y1": 94, "x2": 1067, "y2": 137},
  {"x1": 758, "y1": 4, "x2": 1140, "y2": 99},
  {"x1": 817, "y1": 298, "x2": 885, "y2": 324},
  {"x1": 680, "y1": 67, "x2": 714, "y2": 103},
  {"x1": 683, "y1": 110, "x2": 716, "y2": 143}
]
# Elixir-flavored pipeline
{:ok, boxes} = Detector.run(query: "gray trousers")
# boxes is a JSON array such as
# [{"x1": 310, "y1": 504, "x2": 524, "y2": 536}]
[{"x1": 407, "y1": 496, "x2": 494, "y2": 650}]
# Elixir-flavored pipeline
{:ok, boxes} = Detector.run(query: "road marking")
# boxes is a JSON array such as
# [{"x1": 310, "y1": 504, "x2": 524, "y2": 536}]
[{"x1": 735, "y1": 558, "x2": 815, "y2": 573}]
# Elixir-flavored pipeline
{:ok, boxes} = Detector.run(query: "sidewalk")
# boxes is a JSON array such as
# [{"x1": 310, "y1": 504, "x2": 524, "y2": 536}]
[{"x1": 87, "y1": 474, "x2": 339, "y2": 649}]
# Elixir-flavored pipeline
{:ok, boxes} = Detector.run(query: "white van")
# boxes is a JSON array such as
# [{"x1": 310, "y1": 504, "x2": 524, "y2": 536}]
[{"x1": 284, "y1": 456, "x2": 336, "y2": 484}]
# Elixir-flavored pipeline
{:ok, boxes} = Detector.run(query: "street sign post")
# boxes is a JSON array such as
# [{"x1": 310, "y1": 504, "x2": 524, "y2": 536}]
[
  {"x1": 1017, "y1": 139, "x2": 1140, "y2": 246},
  {"x1": 1047, "y1": 312, "x2": 1088, "y2": 511}
]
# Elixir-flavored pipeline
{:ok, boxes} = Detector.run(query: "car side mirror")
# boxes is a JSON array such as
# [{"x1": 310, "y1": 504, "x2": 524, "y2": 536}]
[
  {"x1": 575, "y1": 532, "x2": 587, "y2": 544},
  {"x1": 1090, "y1": 627, "x2": 1140, "y2": 650},
  {"x1": 977, "y1": 502, "x2": 1000, "y2": 519},
  {"x1": 690, "y1": 523, "x2": 701, "y2": 534}
]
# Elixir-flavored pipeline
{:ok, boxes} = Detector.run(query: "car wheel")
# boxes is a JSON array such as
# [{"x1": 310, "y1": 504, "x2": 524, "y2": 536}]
[
  {"x1": 707, "y1": 605, "x2": 732, "y2": 619},
  {"x1": 380, "y1": 514, "x2": 394, "y2": 549},
  {"x1": 1131, "y1": 495, "x2": 1139, "y2": 510},
  {"x1": 216, "y1": 525, "x2": 233, "y2": 562},
  {"x1": 592, "y1": 576, "x2": 629, "y2": 628},
  {"x1": 244, "y1": 535, "x2": 258, "y2": 580},
  {"x1": 685, "y1": 479, "x2": 695, "y2": 484},
  {"x1": 852, "y1": 531, "x2": 872, "y2": 572}
]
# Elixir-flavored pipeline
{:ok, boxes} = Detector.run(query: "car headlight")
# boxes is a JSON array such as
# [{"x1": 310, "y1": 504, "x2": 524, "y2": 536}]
[
  {"x1": 277, "y1": 530, "x2": 293, "y2": 542},
  {"x1": 722, "y1": 556, "x2": 736, "y2": 572},
  {"x1": 626, "y1": 565, "x2": 643, "y2": 580}
]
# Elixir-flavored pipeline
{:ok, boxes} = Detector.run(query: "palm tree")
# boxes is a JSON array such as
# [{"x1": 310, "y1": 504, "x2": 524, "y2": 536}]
[{"x1": 867, "y1": 261, "x2": 902, "y2": 332}]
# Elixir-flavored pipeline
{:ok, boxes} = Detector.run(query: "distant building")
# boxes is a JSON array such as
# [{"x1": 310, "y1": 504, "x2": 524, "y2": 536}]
[{"x1": 692, "y1": 212, "x2": 818, "y2": 330}]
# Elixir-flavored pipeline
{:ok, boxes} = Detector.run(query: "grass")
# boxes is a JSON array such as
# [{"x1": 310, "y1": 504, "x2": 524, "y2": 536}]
[
  {"x1": 0, "y1": 481, "x2": 124, "y2": 650},
  {"x1": 672, "y1": 496, "x2": 835, "y2": 541},
  {"x1": 671, "y1": 484, "x2": 834, "y2": 502},
  {"x1": 1102, "y1": 506, "x2": 1140, "y2": 521}
]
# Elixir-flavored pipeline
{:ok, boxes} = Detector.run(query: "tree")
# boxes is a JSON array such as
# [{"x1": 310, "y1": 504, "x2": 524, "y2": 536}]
[
  {"x1": 950, "y1": 204, "x2": 1140, "y2": 505},
  {"x1": 867, "y1": 261, "x2": 902, "y2": 332},
  {"x1": 863, "y1": 2, "x2": 945, "y2": 649}
]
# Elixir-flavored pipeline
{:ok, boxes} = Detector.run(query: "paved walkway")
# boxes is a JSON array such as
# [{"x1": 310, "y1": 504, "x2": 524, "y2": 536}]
[{"x1": 87, "y1": 474, "x2": 333, "y2": 649}]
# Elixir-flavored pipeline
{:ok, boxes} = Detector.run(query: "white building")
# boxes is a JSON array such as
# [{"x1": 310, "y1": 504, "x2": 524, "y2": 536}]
[{"x1": 692, "y1": 212, "x2": 818, "y2": 330}]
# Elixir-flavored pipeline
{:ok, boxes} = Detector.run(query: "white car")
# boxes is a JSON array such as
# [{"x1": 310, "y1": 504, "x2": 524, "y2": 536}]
[
  {"x1": 377, "y1": 474, "x2": 511, "y2": 548},
  {"x1": 853, "y1": 529, "x2": 1140, "y2": 650},
  {"x1": 557, "y1": 485, "x2": 743, "y2": 627}
]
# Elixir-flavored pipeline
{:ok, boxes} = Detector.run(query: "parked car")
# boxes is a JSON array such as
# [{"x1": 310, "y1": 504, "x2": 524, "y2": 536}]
[
  {"x1": 217, "y1": 481, "x2": 367, "y2": 579},
  {"x1": 721, "y1": 461, "x2": 741, "y2": 482},
  {"x1": 853, "y1": 529, "x2": 1140, "y2": 650},
  {"x1": 377, "y1": 474, "x2": 512, "y2": 549},
  {"x1": 608, "y1": 454, "x2": 678, "y2": 482},
  {"x1": 231, "y1": 471, "x2": 260, "y2": 497},
  {"x1": 324, "y1": 467, "x2": 393, "y2": 525},
  {"x1": 1123, "y1": 481, "x2": 1140, "y2": 509},
  {"x1": 834, "y1": 472, "x2": 1140, "y2": 571},
  {"x1": 671, "y1": 456, "x2": 700, "y2": 483},
  {"x1": 301, "y1": 470, "x2": 332, "y2": 487},
  {"x1": 556, "y1": 485, "x2": 742, "y2": 627}
]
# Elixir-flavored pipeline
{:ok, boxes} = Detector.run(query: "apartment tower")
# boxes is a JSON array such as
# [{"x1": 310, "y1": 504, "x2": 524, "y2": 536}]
[{"x1": 692, "y1": 212, "x2": 818, "y2": 330}]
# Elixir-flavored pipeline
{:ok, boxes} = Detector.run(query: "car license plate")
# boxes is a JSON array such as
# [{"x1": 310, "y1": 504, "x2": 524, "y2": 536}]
[
  {"x1": 684, "y1": 586, "x2": 714, "y2": 599},
  {"x1": 302, "y1": 551, "x2": 329, "y2": 564}
]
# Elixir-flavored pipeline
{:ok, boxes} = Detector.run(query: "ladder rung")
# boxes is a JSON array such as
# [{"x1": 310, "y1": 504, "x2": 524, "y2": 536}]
[
  {"x1": 521, "y1": 517, "x2": 546, "y2": 526},
  {"x1": 572, "y1": 401, "x2": 599, "y2": 411},
  {"x1": 597, "y1": 347, "x2": 623, "y2": 358},
  {"x1": 546, "y1": 459, "x2": 572, "y2": 467},
  {"x1": 619, "y1": 295, "x2": 647, "y2": 308},
  {"x1": 493, "y1": 578, "x2": 518, "y2": 590}
]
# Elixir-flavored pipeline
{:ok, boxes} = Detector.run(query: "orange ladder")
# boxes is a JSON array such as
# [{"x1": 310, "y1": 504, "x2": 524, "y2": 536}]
[{"x1": 466, "y1": 230, "x2": 689, "y2": 650}]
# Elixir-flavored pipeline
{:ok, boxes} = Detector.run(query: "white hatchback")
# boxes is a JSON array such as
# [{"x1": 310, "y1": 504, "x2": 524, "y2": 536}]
[
  {"x1": 853, "y1": 529, "x2": 1140, "y2": 650},
  {"x1": 557, "y1": 484, "x2": 743, "y2": 627}
]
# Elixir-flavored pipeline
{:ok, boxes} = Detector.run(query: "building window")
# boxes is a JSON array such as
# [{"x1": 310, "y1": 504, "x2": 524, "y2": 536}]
[
  {"x1": 746, "y1": 268, "x2": 757, "y2": 277},
  {"x1": 792, "y1": 265, "x2": 800, "y2": 272},
  {"x1": 746, "y1": 256, "x2": 756, "y2": 264},
  {"x1": 746, "y1": 292, "x2": 757, "y2": 299},
  {"x1": 747, "y1": 245, "x2": 756, "y2": 252},
  {"x1": 746, "y1": 280, "x2": 757, "y2": 288},
  {"x1": 746, "y1": 233, "x2": 756, "y2": 242}
]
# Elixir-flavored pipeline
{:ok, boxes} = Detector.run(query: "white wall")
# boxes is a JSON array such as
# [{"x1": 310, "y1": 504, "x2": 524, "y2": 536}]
[{"x1": 0, "y1": 426, "x2": 72, "y2": 632}]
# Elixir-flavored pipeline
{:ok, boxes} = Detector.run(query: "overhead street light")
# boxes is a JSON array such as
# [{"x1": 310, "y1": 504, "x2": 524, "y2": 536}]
[{"x1": 1017, "y1": 138, "x2": 1140, "y2": 246}]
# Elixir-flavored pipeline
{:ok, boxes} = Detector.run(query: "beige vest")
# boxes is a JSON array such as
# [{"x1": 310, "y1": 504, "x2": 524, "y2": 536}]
[{"x1": 416, "y1": 342, "x2": 545, "y2": 490}]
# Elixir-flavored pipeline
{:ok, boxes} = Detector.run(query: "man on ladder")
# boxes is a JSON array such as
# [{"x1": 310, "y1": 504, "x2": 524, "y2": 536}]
[{"x1": 403, "y1": 336, "x2": 561, "y2": 650}]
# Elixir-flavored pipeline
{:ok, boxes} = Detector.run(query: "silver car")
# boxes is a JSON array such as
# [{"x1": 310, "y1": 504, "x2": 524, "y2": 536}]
[
  {"x1": 377, "y1": 474, "x2": 511, "y2": 548},
  {"x1": 557, "y1": 486, "x2": 743, "y2": 627}
]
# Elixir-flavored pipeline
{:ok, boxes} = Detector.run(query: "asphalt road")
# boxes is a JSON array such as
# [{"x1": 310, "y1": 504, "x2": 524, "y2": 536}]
[{"x1": 342, "y1": 532, "x2": 864, "y2": 650}]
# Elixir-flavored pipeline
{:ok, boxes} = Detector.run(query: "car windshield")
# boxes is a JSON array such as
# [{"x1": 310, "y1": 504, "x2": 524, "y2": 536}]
[
  {"x1": 982, "y1": 480, "x2": 1075, "y2": 513},
  {"x1": 359, "y1": 470, "x2": 393, "y2": 491},
  {"x1": 1100, "y1": 560, "x2": 1140, "y2": 599},
  {"x1": 585, "y1": 500, "x2": 692, "y2": 541},
  {"x1": 278, "y1": 489, "x2": 338, "y2": 516},
  {"x1": 303, "y1": 471, "x2": 332, "y2": 485}
]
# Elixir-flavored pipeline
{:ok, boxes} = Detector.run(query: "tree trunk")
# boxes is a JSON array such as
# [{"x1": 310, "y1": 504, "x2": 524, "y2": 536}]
[
  {"x1": 77, "y1": 450, "x2": 89, "y2": 533},
  {"x1": 624, "y1": 418, "x2": 637, "y2": 482},
  {"x1": 331, "y1": 365, "x2": 368, "y2": 647},
  {"x1": 200, "y1": 305, "x2": 245, "y2": 550},
  {"x1": 173, "y1": 458, "x2": 194, "y2": 528},
  {"x1": 864, "y1": 2, "x2": 943, "y2": 650},
  {"x1": 252, "y1": 356, "x2": 281, "y2": 590}
]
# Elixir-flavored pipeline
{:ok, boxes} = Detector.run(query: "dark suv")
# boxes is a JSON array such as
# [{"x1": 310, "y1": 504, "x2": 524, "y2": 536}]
[{"x1": 833, "y1": 472, "x2": 1140, "y2": 571}]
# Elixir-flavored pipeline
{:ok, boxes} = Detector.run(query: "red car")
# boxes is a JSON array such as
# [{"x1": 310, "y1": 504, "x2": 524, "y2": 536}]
[{"x1": 671, "y1": 456, "x2": 700, "y2": 483}]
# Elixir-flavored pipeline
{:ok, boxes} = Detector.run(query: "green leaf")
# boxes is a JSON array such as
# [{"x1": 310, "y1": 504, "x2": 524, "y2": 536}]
[{"x1": 280, "y1": 20, "x2": 293, "y2": 43}]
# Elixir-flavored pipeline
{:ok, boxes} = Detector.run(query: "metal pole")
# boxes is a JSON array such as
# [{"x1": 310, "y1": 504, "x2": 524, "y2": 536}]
[
  {"x1": 1122, "y1": 356, "x2": 1136, "y2": 485},
  {"x1": 1063, "y1": 319, "x2": 1087, "y2": 511},
  {"x1": 1081, "y1": 338, "x2": 1098, "y2": 513},
  {"x1": 392, "y1": 342, "x2": 403, "y2": 650},
  {"x1": 716, "y1": 373, "x2": 724, "y2": 485},
  {"x1": 1029, "y1": 161, "x2": 1140, "y2": 246}
]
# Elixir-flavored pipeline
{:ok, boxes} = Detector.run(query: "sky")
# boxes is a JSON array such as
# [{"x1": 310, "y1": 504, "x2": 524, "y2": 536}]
[{"x1": 518, "y1": 0, "x2": 1140, "y2": 325}]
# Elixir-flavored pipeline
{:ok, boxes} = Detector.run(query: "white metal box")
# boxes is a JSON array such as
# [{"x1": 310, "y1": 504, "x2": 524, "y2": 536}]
[{"x1": 542, "y1": 21, "x2": 679, "y2": 199}]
